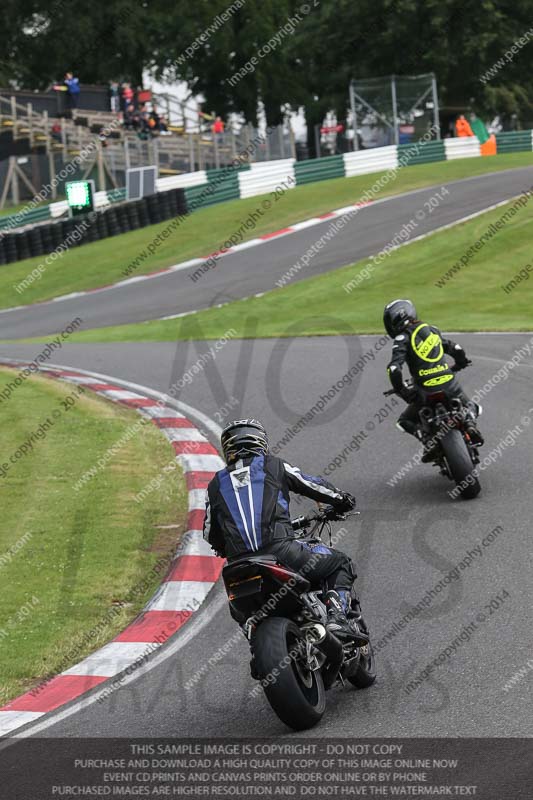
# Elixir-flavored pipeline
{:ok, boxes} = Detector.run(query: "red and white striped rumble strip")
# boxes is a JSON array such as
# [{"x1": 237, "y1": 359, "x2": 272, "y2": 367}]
[{"x1": 0, "y1": 362, "x2": 224, "y2": 736}]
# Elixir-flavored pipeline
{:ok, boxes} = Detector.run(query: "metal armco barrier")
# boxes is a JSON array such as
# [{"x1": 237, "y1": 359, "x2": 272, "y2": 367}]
[
  {"x1": 496, "y1": 129, "x2": 533, "y2": 153},
  {"x1": 397, "y1": 139, "x2": 446, "y2": 167},
  {"x1": 294, "y1": 154, "x2": 345, "y2": 185}
]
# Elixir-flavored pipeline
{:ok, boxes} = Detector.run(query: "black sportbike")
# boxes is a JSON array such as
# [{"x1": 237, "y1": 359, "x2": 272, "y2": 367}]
[
  {"x1": 222, "y1": 507, "x2": 376, "y2": 730},
  {"x1": 386, "y1": 363, "x2": 482, "y2": 499}
]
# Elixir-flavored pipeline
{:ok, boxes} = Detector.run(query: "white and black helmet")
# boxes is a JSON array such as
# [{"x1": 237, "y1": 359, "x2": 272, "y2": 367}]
[
  {"x1": 221, "y1": 419, "x2": 269, "y2": 464},
  {"x1": 383, "y1": 299, "x2": 417, "y2": 338}
]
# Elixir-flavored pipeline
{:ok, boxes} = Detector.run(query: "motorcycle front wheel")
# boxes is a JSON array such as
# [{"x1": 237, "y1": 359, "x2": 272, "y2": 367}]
[{"x1": 252, "y1": 617, "x2": 326, "y2": 730}]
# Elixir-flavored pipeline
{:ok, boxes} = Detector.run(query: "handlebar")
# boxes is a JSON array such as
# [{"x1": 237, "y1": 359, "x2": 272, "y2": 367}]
[{"x1": 291, "y1": 505, "x2": 357, "y2": 531}]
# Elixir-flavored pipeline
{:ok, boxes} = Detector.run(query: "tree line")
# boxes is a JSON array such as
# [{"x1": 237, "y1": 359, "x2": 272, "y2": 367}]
[{"x1": 3, "y1": 0, "x2": 532, "y2": 153}]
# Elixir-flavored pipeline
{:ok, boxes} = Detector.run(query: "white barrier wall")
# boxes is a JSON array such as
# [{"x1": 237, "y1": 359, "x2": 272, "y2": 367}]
[
  {"x1": 50, "y1": 190, "x2": 121, "y2": 217},
  {"x1": 155, "y1": 171, "x2": 207, "y2": 191},
  {"x1": 238, "y1": 158, "x2": 296, "y2": 199},
  {"x1": 444, "y1": 137, "x2": 481, "y2": 160},
  {"x1": 343, "y1": 145, "x2": 399, "y2": 177}
]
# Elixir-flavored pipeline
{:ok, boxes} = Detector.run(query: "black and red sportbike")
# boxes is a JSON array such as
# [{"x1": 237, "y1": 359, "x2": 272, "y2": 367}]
[
  {"x1": 222, "y1": 507, "x2": 376, "y2": 731},
  {"x1": 386, "y1": 362, "x2": 482, "y2": 499}
]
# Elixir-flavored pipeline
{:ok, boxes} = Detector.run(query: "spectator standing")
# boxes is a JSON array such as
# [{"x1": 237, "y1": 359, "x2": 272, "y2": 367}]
[
  {"x1": 121, "y1": 82, "x2": 134, "y2": 111},
  {"x1": 109, "y1": 81, "x2": 120, "y2": 112},
  {"x1": 213, "y1": 115, "x2": 225, "y2": 144},
  {"x1": 455, "y1": 114, "x2": 474, "y2": 137},
  {"x1": 64, "y1": 71, "x2": 80, "y2": 110}
]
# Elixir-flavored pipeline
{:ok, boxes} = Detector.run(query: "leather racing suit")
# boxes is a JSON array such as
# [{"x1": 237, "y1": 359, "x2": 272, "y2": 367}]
[
  {"x1": 203, "y1": 454, "x2": 356, "y2": 594},
  {"x1": 387, "y1": 320, "x2": 473, "y2": 435}
]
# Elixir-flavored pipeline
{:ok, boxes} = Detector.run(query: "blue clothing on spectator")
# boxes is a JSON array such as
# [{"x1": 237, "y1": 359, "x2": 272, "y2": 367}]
[{"x1": 65, "y1": 77, "x2": 80, "y2": 95}]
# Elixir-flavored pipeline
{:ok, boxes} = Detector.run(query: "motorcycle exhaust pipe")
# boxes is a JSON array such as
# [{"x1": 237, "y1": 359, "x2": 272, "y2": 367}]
[
  {"x1": 315, "y1": 626, "x2": 344, "y2": 689},
  {"x1": 306, "y1": 623, "x2": 327, "y2": 644}
]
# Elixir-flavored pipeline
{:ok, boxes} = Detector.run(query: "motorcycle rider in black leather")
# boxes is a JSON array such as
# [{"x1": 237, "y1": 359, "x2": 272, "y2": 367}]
[
  {"x1": 384, "y1": 299, "x2": 483, "y2": 461},
  {"x1": 203, "y1": 419, "x2": 368, "y2": 643}
]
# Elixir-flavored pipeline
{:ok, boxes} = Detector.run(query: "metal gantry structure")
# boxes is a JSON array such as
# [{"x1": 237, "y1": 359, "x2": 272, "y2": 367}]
[{"x1": 349, "y1": 73, "x2": 441, "y2": 149}]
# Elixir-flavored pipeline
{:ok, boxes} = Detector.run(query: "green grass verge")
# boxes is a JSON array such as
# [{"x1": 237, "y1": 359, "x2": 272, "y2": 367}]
[
  {"x1": 1, "y1": 152, "x2": 531, "y2": 311},
  {"x1": 59, "y1": 195, "x2": 533, "y2": 342},
  {"x1": 0, "y1": 367, "x2": 187, "y2": 704}
]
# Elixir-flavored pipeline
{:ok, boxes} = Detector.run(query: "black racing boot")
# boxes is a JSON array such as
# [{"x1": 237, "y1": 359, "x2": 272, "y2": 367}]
[
  {"x1": 467, "y1": 427, "x2": 484, "y2": 446},
  {"x1": 463, "y1": 403, "x2": 484, "y2": 447},
  {"x1": 349, "y1": 596, "x2": 371, "y2": 651},
  {"x1": 464, "y1": 414, "x2": 484, "y2": 446},
  {"x1": 349, "y1": 596, "x2": 370, "y2": 636},
  {"x1": 465, "y1": 421, "x2": 484, "y2": 446},
  {"x1": 326, "y1": 590, "x2": 369, "y2": 645}
]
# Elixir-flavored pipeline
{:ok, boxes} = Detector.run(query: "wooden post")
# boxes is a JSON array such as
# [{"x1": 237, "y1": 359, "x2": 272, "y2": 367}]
[
  {"x1": 43, "y1": 110, "x2": 50, "y2": 153},
  {"x1": 188, "y1": 134, "x2": 194, "y2": 171},
  {"x1": 0, "y1": 157, "x2": 15, "y2": 209},
  {"x1": 12, "y1": 158, "x2": 20, "y2": 205},
  {"x1": 31, "y1": 153, "x2": 41, "y2": 196},
  {"x1": 214, "y1": 130, "x2": 220, "y2": 169},
  {"x1": 10, "y1": 95, "x2": 17, "y2": 138},
  {"x1": 198, "y1": 136, "x2": 204, "y2": 171},
  {"x1": 27, "y1": 103, "x2": 33, "y2": 146},
  {"x1": 48, "y1": 149, "x2": 57, "y2": 200},
  {"x1": 61, "y1": 117, "x2": 67, "y2": 160},
  {"x1": 97, "y1": 143, "x2": 106, "y2": 190}
]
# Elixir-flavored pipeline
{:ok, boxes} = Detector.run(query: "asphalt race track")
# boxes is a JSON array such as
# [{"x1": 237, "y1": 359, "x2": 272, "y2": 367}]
[
  {"x1": 2, "y1": 166, "x2": 533, "y2": 339},
  {"x1": 2, "y1": 330, "x2": 532, "y2": 738},
  {"x1": 1, "y1": 166, "x2": 532, "y2": 740}
]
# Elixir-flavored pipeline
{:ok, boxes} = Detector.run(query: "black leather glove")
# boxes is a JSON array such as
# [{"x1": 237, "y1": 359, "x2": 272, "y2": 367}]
[
  {"x1": 453, "y1": 358, "x2": 471, "y2": 372},
  {"x1": 452, "y1": 343, "x2": 470, "y2": 370},
  {"x1": 401, "y1": 387, "x2": 417, "y2": 403},
  {"x1": 337, "y1": 492, "x2": 356, "y2": 513}
]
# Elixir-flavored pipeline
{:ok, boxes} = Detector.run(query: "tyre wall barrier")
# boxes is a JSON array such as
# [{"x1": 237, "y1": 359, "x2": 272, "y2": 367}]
[{"x1": 0, "y1": 188, "x2": 188, "y2": 265}]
